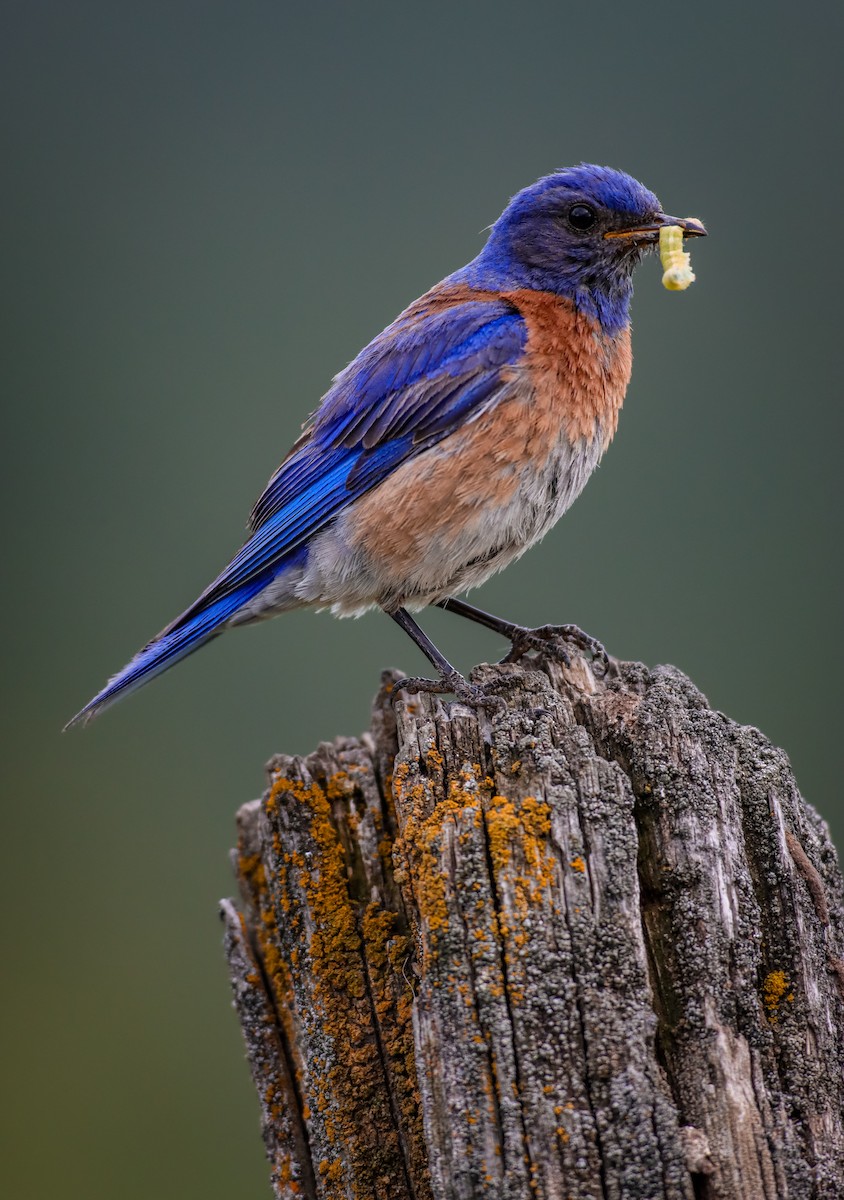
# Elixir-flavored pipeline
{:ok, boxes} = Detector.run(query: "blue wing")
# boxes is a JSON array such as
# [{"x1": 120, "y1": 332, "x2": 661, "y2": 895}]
[
  {"x1": 66, "y1": 294, "x2": 526, "y2": 726},
  {"x1": 192, "y1": 297, "x2": 525, "y2": 610},
  {"x1": 249, "y1": 299, "x2": 525, "y2": 527}
]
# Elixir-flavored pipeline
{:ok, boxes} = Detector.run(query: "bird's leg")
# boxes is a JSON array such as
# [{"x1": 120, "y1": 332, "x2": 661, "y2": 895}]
[
  {"x1": 436, "y1": 597, "x2": 609, "y2": 674},
  {"x1": 387, "y1": 608, "x2": 505, "y2": 706}
]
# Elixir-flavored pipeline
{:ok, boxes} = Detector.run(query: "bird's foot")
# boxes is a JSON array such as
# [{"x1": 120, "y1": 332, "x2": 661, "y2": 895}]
[
  {"x1": 392, "y1": 669, "x2": 509, "y2": 711},
  {"x1": 502, "y1": 623, "x2": 609, "y2": 676}
]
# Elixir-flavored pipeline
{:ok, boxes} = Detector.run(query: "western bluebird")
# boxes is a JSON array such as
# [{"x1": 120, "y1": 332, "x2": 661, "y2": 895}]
[{"x1": 67, "y1": 164, "x2": 705, "y2": 727}]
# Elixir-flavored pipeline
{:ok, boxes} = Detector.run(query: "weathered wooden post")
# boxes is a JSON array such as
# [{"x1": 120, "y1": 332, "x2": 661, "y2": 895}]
[{"x1": 222, "y1": 654, "x2": 844, "y2": 1199}]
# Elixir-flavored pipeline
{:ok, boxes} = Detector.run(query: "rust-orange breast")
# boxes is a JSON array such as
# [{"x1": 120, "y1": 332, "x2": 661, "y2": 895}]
[
  {"x1": 401, "y1": 284, "x2": 633, "y2": 450},
  {"x1": 501, "y1": 288, "x2": 632, "y2": 449}
]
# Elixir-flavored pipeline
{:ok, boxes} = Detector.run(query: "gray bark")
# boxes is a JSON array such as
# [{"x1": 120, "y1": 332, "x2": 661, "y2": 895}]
[{"x1": 222, "y1": 654, "x2": 844, "y2": 1200}]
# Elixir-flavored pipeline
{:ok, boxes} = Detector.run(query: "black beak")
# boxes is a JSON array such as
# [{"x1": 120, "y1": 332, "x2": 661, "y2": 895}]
[{"x1": 604, "y1": 214, "x2": 707, "y2": 243}]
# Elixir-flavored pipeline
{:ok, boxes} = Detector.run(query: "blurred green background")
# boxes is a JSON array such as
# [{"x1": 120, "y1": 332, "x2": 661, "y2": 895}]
[{"x1": 3, "y1": 1, "x2": 842, "y2": 1196}]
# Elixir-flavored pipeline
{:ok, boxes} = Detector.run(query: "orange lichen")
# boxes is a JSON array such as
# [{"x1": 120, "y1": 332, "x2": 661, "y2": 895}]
[
  {"x1": 240, "y1": 765, "x2": 432, "y2": 1200},
  {"x1": 324, "y1": 770, "x2": 349, "y2": 801},
  {"x1": 238, "y1": 850, "x2": 266, "y2": 892},
  {"x1": 393, "y1": 765, "x2": 474, "y2": 956},
  {"x1": 272, "y1": 1151, "x2": 302, "y2": 1194},
  {"x1": 317, "y1": 1158, "x2": 344, "y2": 1182},
  {"x1": 240, "y1": 747, "x2": 589, "y2": 1197},
  {"x1": 485, "y1": 794, "x2": 552, "y2": 879},
  {"x1": 763, "y1": 969, "x2": 795, "y2": 1019},
  {"x1": 484, "y1": 793, "x2": 555, "y2": 928}
]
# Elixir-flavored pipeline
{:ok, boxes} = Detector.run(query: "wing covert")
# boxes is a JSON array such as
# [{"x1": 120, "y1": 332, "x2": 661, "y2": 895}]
[
  {"x1": 249, "y1": 295, "x2": 526, "y2": 532},
  {"x1": 163, "y1": 293, "x2": 527, "y2": 633}
]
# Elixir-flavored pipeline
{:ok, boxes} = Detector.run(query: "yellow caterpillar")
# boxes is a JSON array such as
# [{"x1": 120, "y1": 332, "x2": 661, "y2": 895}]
[{"x1": 660, "y1": 225, "x2": 696, "y2": 291}]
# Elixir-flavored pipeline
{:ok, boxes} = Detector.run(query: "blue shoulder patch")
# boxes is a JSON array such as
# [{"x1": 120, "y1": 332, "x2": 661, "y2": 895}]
[
  {"x1": 250, "y1": 297, "x2": 525, "y2": 532},
  {"x1": 315, "y1": 302, "x2": 525, "y2": 449}
]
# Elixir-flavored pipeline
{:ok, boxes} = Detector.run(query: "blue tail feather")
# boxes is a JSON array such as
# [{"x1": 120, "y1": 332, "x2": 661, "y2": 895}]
[{"x1": 64, "y1": 576, "x2": 269, "y2": 730}]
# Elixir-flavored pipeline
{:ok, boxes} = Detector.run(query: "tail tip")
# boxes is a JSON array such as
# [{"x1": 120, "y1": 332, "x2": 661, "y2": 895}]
[
  {"x1": 62, "y1": 704, "x2": 96, "y2": 733},
  {"x1": 62, "y1": 694, "x2": 108, "y2": 732}
]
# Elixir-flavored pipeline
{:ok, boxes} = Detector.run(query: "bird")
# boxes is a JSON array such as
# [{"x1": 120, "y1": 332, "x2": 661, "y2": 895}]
[{"x1": 66, "y1": 164, "x2": 705, "y2": 728}]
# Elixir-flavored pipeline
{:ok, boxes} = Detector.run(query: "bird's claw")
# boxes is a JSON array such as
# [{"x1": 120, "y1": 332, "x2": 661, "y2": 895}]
[
  {"x1": 502, "y1": 623, "x2": 609, "y2": 676},
  {"x1": 392, "y1": 670, "x2": 508, "y2": 712}
]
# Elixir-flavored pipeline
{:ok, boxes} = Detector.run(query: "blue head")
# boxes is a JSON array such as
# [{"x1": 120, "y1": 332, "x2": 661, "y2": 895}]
[{"x1": 454, "y1": 164, "x2": 704, "y2": 335}]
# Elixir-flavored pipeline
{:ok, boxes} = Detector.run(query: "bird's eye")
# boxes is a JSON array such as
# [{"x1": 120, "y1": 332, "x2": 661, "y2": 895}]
[{"x1": 567, "y1": 203, "x2": 597, "y2": 231}]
